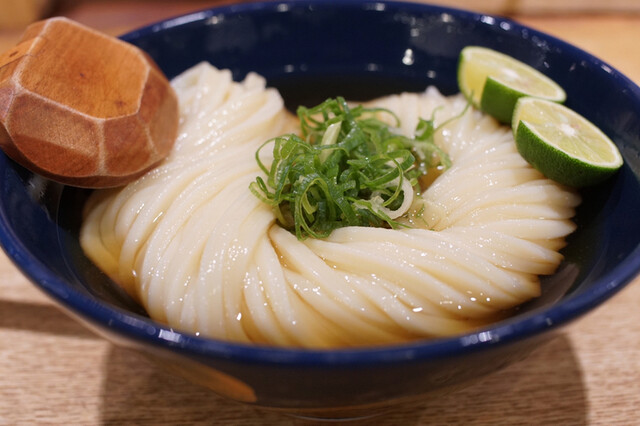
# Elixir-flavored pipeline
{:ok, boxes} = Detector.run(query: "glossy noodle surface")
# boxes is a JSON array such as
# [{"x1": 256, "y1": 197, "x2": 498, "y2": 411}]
[{"x1": 80, "y1": 63, "x2": 580, "y2": 348}]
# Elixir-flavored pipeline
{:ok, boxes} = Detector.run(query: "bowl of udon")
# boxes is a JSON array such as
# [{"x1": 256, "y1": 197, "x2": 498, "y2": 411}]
[{"x1": 1, "y1": 0, "x2": 639, "y2": 419}]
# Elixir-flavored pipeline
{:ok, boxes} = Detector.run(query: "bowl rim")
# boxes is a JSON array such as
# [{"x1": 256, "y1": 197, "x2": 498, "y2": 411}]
[{"x1": 2, "y1": 0, "x2": 640, "y2": 367}]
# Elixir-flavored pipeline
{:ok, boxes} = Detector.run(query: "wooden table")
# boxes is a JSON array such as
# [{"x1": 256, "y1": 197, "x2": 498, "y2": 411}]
[{"x1": 1, "y1": 2, "x2": 639, "y2": 424}]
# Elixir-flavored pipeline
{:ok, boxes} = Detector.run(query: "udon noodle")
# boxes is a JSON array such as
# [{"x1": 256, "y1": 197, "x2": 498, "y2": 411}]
[{"x1": 80, "y1": 63, "x2": 580, "y2": 348}]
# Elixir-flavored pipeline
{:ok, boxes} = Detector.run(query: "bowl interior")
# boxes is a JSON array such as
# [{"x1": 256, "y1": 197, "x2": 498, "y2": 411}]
[{"x1": 1, "y1": 0, "x2": 640, "y2": 359}]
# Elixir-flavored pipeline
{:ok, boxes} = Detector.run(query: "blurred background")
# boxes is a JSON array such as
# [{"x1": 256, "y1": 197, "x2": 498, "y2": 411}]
[
  {"x1": 0, "y1": 0, "x2": 639, "y2": 31},
  {"x1": 2, "y1": 0, "x2": 638, "y2": 81}
]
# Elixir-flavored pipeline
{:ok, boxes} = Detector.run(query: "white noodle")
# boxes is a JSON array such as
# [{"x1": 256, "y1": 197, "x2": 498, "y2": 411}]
[{"x1": 80, "y1": 63, "x2": 579, "y2": 348}]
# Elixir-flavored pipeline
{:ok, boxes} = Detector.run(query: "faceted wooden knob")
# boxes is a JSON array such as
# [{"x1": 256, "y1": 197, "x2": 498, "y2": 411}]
[{"x1": 0, "y1": 17, "x2": 178, "y2": 188}]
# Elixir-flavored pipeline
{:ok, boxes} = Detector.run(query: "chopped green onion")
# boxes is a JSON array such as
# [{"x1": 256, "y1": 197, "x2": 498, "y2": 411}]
[{"x1": 250, "y1": 96, "x2": 466, "y2": 240}]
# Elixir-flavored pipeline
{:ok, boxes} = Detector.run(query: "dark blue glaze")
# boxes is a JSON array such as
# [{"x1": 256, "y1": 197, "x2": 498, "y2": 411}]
[{"x1": 1, "y1": 0, "x2": 639, "y2": 415}]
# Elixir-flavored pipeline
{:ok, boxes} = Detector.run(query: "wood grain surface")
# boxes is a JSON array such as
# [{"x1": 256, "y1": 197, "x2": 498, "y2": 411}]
[
  {"x1": 0, "y1": 17, "x2": 178, "y2": 188},
  {"x1": 1, "y1": 1, "x2": 639, "y2": 425}
]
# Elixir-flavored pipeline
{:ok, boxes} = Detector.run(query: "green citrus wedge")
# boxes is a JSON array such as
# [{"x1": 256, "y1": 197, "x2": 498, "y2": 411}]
[
  {"x1": 512, "y1": 97, "x2": 623, "y2": 187},
  {"x1": 457, "y1": 46, "x2": 566, "y2": 123}
]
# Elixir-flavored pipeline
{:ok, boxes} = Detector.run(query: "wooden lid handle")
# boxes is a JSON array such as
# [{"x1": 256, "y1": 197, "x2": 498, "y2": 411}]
[{"x1": 0, "y1": 17, "x2": 179, "y2": 188}]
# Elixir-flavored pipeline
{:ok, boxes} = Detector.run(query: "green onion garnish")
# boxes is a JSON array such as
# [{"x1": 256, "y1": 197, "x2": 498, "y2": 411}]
[{"x1": 250, "y1": 96, "x2": 465, "y2": 240}]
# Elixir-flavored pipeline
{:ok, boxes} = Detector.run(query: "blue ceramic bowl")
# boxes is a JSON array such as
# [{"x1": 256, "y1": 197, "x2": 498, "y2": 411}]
[{"x1": 2, "y1": 0, "x2": 640, "y2": 419}]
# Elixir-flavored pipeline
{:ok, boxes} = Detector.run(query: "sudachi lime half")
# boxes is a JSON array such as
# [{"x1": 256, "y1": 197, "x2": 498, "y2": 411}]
[
  {"x1": 512, "y1": 97, "x2": 623, "y2": 187},
  {"x1": 457, "y1": 46, "x2": 566, "y2": 123}
]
